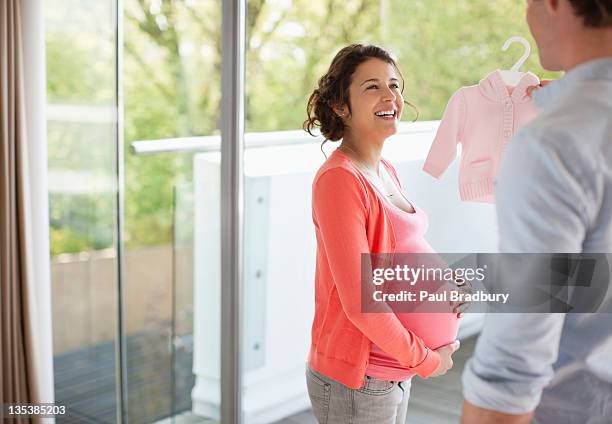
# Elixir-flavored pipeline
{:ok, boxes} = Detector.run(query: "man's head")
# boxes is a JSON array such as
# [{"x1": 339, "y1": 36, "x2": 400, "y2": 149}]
[{"x1": 526, "y1": 0, "x2": 612, "y2": 71}]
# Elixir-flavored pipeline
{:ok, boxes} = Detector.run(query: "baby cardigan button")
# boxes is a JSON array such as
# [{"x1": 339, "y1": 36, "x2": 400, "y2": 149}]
[{"x1": 504, "y1": 131, "x2": 512, "y2": 137}]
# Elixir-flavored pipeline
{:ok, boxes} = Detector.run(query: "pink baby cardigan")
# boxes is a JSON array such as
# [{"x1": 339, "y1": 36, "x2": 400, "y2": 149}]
[{"x1": 423, "y1": 70, "x2": 540, "y2": 203}]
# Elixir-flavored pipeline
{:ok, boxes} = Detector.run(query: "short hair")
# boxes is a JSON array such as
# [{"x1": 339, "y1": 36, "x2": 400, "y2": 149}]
[{"x1": 568, "y1": 0, "x2": 612, "y2": 27}]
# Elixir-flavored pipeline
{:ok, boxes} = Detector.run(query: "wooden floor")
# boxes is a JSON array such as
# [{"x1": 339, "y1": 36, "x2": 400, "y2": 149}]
[
  {"x1": 157, "y1": 336, "x2": 477, "y2": 424},
  {"x1": 404, "y1": 335, "x2": 475, "y2": 424},
  {"x1": 54, "y1": 332, "x2": 195, "y2": 423}
]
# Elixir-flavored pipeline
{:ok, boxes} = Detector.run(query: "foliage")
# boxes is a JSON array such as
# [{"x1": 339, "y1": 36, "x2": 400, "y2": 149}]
[{"x1": 46, "y1": 0, "x2": 559, "y2": 254}]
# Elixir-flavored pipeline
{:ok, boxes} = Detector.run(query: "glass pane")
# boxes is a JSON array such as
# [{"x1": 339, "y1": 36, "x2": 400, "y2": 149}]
[
  {"x1": 123, "y1": 0, "x2": 221, "y2": 422},
  {"x1": 171, "y1": 182, "x2": 196, "y2": 416},
  {"x1": 46, "y1": 0, "x2": 119, "y2": 422},
  {"x1": 240, "y1": 1, "x2": 555, "y2": 423},
  {"x1": 244, "y1": 0, "x2": 558, "y2": 133}
]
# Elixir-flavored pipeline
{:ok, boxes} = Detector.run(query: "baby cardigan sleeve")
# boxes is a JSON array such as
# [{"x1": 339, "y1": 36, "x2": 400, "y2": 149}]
[
  {"x1": 423, "y1": 88, "x2": 466, "y2": 178},
  {"x1": 312, "y1": 167, "x2": 441, "y2": 377}
]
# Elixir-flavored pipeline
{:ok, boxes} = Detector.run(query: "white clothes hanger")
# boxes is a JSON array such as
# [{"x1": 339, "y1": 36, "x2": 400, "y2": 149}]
[{"x1": 498, "y1": 36, "x2": 531, "y2": 86}]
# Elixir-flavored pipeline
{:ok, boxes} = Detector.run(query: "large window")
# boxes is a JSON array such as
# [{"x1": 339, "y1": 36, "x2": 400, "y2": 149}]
[
  {"x1": 46, "y1": 1, "x2": 557, "y2": 422},
  {"x1": 124, "y1": 0, "x2": 557, "y2": 252},
  {"x1": 122, "y1": 0, "x2": 558, "y2": 253}
]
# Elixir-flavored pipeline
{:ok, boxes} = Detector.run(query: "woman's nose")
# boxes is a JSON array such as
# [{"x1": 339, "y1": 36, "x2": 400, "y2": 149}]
[{"x1": 382, "y1": 87, "x2": 396, "y2": 102}]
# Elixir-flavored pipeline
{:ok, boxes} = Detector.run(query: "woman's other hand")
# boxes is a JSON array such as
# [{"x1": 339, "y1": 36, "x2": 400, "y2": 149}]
[
  {"x1": 451, "y1": 273, "x2": 473, "y2": 318},
  {"x1": 430, "y1": 340, "x2": 460, "y2": 377}
]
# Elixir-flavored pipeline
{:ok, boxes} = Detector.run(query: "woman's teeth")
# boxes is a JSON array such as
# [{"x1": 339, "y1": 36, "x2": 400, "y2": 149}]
[{"x1": 375, "y1": 111, "x2": 396, "y2": 118}]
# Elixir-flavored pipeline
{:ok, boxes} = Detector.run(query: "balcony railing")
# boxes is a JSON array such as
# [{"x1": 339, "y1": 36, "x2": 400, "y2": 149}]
[{"x1": 130, "y1": 121, "x2": 441, "y2": 155}]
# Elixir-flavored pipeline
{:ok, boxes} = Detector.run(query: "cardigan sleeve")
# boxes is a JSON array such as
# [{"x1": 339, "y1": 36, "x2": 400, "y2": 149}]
[
  {"x1": 312, "y1": 167, "x2": 441, "y2": 377},
  {"x1": 422, "y1": 88, "x2": 466, "y2": 178}
]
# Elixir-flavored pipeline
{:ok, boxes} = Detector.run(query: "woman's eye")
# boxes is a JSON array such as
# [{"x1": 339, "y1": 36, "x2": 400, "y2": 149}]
[
  {"x1": 390, "y1": 83, "x2": 400, "y2": 89},
  {"x1": 367, "y1": 85, "x2": 378, "y2": 90}
]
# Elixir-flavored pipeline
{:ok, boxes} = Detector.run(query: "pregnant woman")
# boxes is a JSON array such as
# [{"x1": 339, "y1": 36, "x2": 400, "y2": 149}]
[{"x1": 304, "y1": 44, "x2": 460, "y2": 424}]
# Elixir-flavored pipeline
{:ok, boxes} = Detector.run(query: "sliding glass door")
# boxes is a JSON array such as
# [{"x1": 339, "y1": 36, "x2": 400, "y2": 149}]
[
  {"x1": 46, "y1": 0, "x2": 121, "y2": 422},
  {"x1": 123, "y1": 0, "x2": 224, "y2": 422}
]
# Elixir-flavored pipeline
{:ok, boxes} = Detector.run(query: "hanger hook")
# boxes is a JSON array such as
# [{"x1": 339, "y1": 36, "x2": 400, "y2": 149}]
[{"x1": 502, "y1": 36, "x2": 531, "y2": 72}]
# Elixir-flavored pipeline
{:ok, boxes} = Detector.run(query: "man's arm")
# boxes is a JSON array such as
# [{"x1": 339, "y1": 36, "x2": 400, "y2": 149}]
[
  {"x1": 461, "y1": 130, "x2": 591, "y2": 423},
  {"x1": 461, "y1": 400, "x2": 533, "y2": 424},
  {"x1": 461, "y1": 312, "x2": 565, "y2": 423}
]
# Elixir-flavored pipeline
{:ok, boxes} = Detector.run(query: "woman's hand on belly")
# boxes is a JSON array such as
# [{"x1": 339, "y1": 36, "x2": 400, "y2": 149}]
[{"x1": 429, "y1": 340, "x2": 460, "y2": 378}]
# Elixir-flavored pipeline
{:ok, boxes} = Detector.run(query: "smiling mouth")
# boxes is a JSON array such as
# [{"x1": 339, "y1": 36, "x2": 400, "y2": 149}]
[{"x1": 374, "y1": 110, "x2": 397, "y2": 119}]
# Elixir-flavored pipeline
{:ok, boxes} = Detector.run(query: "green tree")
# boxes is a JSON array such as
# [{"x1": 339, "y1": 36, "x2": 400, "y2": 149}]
[{"x1": 48, "y1": 0, "x2": 559, "y2": 253}]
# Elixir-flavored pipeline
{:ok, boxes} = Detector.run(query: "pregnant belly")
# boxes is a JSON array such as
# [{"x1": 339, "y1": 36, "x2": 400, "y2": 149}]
[
  {"x1": 396, "y1": 312, "x2": 459, "y2": 350},
  {"x1": 366, "y1": 312, "x2": 459, "y2": 379}
]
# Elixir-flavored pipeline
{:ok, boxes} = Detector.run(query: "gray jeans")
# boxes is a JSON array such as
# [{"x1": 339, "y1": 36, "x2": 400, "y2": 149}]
[{"x1": 306, "y1": 364, "x2": 412, "y2": 424}]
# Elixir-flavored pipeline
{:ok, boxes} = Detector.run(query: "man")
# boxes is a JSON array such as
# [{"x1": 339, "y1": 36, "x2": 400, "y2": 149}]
[{"x1": 460, "y1": 1, "x2": 612, "y2": 423}]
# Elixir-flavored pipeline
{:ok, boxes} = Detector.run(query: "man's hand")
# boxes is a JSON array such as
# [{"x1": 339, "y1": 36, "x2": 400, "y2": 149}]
[
  {"x1": 526, "y1": 79, "x2": 553, "y2": 97},
  {"x1": 461, "y1": 400, "x2": 534, "y2": 424},
  {"x1": 429, "y1": 340, "x2": 460, "y2": 377}
]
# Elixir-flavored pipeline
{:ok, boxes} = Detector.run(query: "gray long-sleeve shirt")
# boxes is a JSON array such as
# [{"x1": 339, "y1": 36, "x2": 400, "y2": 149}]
[{"x1": 462, "y1": 58, "x2": 612, "y2": 424}]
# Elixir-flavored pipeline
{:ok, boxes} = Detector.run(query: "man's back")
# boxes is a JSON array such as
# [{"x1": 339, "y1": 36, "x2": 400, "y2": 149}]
[{"x1": 462, "y1": 59, "x2": 612, "y2": 423}]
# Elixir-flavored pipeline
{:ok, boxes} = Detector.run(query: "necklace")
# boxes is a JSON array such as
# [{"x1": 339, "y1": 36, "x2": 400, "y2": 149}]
[
  {"x1": 338, "y1": 144, "x2": 380, "y2": 176},
  {"x1": 338, "y1": 144, "x2": 394, "y2": 197}
]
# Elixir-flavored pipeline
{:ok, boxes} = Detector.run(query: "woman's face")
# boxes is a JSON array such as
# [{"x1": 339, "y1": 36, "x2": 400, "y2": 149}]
[{"x1": 342, "y1": 58, "x2": 404, "y2": 141}]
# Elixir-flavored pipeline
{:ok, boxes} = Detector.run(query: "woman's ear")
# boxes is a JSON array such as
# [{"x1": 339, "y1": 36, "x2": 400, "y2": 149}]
[{"x1": 332, "y1": 104, "x2": 348, "y2": 118}]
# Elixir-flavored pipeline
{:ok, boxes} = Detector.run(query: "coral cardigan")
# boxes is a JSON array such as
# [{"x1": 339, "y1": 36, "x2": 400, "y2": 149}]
[
  {"x1": 423, "y1": 70, "x2": 539, "y2": 203},
  {"x1": 307, "y1": 150, "x2": 440, "y2": 389}
]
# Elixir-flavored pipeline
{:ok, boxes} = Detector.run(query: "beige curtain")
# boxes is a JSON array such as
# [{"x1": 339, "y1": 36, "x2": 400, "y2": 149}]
[{"x1": 0, "y1": 0, "x2": 42, "y2": 421}]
